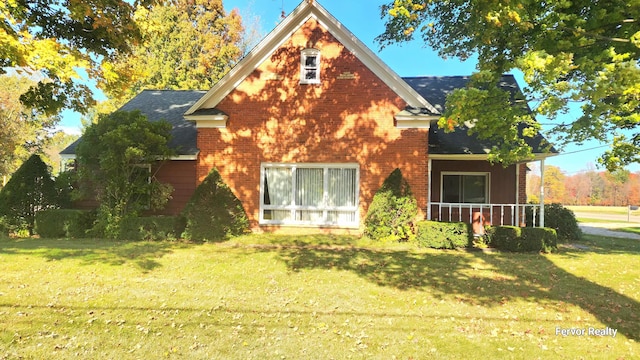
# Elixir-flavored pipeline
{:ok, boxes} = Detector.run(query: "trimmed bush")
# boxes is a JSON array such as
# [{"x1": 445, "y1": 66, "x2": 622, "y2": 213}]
[
  {"x1": 414, "y1": 221, "x2": 472, "y2": 249},
  {"x1": 0, "y1": 154, "x2": 57, "y2": 235},
  {"x1": 181, "y1": 168, "x2": 249, "y2": 242},
  {"x1": 364, "y1": 168, "x2": 418, "y2": 242},
  {"x1": 526, "y1": 203, "x2": 581, "y2": 242},
  {"x1": 490, "y1": 226, "x2": 522, "y2": 251},
  {"x1": 488, "y1": 225, "x2": 558, "y2": 253},
  {"x1": 521, "y1": 227, "x2": 557, "y2": 253},
  {"x1": 35, "y1": 209, "x2": 96, "y2": 238},
  {"x1": 118, "y1": 216, "x2": 184, "y2": 241}
]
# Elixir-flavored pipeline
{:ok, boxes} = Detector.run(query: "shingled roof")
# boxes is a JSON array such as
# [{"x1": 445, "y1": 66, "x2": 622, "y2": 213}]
[
  {"x1": 61, "y1": 90, "x2": 205, "y2": 157},
  {"x1": 403, "y1": 75, "x2": 556, "y2": 157},
  {"x1": 60, "y1": 77, "x2": 556, "y2": 158}
]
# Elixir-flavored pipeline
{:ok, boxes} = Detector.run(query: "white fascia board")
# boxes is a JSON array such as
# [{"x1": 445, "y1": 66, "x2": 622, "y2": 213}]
[
  {"x1": 185, "y1": 1, "x2": 439, "y2": 116},
  {"x1": 184, "y1": 114, "x2": 228, "y2": 128},
  {"x1": 394, "y1": 113, "x2": 439, "y2": 129},
  {"x1": 60, "y1": 154, "x2": 76, "y2": 160},
  {"x1": 168, "y1": 154, "x2": 198, "y2": 161}
]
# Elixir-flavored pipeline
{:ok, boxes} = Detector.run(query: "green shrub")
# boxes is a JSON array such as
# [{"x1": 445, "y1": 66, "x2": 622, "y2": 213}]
[
  {"x1": 364, "y1": 168, "x2": 418, "y2": 242},
  {"x1": 414, "y1": 221, "x2": 472, "y2": 249},
  {"x1": 0, "y1": 154, "x2": 58, "y2": 235},
  {"x1": 526, "y1": 203, "x2": 581, "y2": 242},
  {"x1": 54, "y1": 171, "x2": 75, "y2": 209},
  {"x1": 181, "y1": 168, "x2": 249, "y2": 242},
  {"x1": 490, "y1": 226, "x2": 522, "y2": 252},
  {"x1": 35, "y1": 209, "x2": 96, "y2": 238},
  {"x1": 489, "y1": 225, "x2": 557, "y2": 252},
  {"x1": 521, "y1": 227, "x2": 557, "y2": 253},
  {"x1": 483, "y1": 226, "x2": 496, "y2": 247},
  {"x1": 118, "y1": 216, "x2": 184, "y2": 241},
  {"x1": 0, "y1": 216, "x2": 9, "y2": 237}
]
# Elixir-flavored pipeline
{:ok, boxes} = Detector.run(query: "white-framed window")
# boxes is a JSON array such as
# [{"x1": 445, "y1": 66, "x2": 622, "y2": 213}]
[
  {"x1": 260, "y1": 163, "x2": 359, "y2": 227},
  {"x1": 300, "y1": 48, "x2": 320, "y2": 84},
  {"x1": 441, "y1": 172, "x2": 490, "y2": 203}
]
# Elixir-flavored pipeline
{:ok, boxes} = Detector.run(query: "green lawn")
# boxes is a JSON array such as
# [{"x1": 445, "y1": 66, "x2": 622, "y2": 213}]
[
  {"x1": 1, "y1": 234, "x2": 639, "y2": 359},
  {"x1": 616, "y1": 227, "x2": 640, "y2": 235},
  {"x1": 567, "y1": 205, "x2": 640, "y2": 216}
]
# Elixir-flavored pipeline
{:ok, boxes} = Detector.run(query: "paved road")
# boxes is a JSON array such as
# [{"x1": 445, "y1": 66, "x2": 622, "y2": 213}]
[{"x1": 578, "y1": 222, "x2": 640, "y2": 240}]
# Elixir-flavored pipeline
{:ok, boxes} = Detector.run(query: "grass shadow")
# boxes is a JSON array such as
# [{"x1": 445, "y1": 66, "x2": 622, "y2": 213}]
[
  {"x1": 251, "y1": 237, "x2": 640, "y2": 340},
  {"x1": 0, "y1": 237, "x2": 195, "y2": 273}
]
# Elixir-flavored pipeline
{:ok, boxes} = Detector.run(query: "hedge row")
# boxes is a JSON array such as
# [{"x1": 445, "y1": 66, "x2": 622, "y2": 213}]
[
  {"x1": 35, "y1": 209, "x2": 96, "y2": 238},
  {"x1": 412, "y1": 220, "x2": 557, "y2": 252},
  {"x1": 414, "y1": 220, "x2": 472, "y2": 249},
  {"x1": 118, "y1": 216, "x2": 185, "y2": 241},
  {"x1": 34, "y1": 210, "x2": 186, "y2": 241},
  {"x1": 486, "y1": 226, "x2": 557, "y2": 253}
]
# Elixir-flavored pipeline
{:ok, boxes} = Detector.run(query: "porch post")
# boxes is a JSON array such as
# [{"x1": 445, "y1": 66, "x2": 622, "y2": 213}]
[
  {"x1": 427, "y1": 158, "x2": 432, "y2": 220},
  {"x1": 515, "y1": 163, "x2": 520, "y2": 227},
  {"x1": 539, "y1": 159, "x2": 545, "y2": 227}
]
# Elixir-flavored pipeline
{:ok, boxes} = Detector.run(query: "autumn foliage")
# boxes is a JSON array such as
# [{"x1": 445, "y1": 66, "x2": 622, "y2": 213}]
[{"x1": 528, "y1": 165, "x2": 640, "y2": 206}]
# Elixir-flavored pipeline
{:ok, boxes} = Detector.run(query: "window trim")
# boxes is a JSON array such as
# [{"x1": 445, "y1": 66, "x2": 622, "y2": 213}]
[
  {"x1": 259, "y1": 163, "x2": 360, "y2": 227},
  {"x1": 300, "y1": 48, "x2": 321, "y2": 84},
  {"x1": 440, "y1": 171, "x2": 490, "y2": 204}
]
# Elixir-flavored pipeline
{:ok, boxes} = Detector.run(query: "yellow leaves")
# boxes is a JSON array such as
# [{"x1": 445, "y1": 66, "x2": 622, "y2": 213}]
[
  {"x1": 485, "y1": 12, "x2": 502, "y2": 26},
  {"x1": 506, "y1": 10, "x2": 521, "y2": 23},
  {"x1": 632, "y1": 31, "x2": 640, "y2": 48},
  {"x1": 28, "y1": 38, "x2": 89, "y2": 81},
  {"x1": 485, "y1": 8, "x2": 523, "y2": 27},
  {"x1": 517, "y1": 51, "x2": 574, "y2": 85}
]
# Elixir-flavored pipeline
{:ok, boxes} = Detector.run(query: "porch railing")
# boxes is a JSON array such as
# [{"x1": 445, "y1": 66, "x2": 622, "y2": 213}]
[{"x1": 429, "y1": 203, "x2": 542, "y2": 227}]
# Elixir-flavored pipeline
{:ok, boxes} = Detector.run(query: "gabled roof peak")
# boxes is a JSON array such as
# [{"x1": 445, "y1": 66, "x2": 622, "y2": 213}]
[{"x1": 185, "y1": 0, "x2": 438, "y2": 116}]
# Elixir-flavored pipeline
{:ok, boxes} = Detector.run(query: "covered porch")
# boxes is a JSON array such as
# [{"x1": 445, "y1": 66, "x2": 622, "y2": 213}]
[{"x1": 426, "y1": 155, "x2": 554, "y2": 229}]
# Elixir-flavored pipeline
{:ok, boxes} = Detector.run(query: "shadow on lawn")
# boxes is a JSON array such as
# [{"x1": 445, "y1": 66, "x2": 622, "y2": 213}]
[
  {"x1": 266, "y1": 244, "x2": 640, "y2": 340},
  {"x1": 0, "y1": 238, "x2": 194, "y2": 273}
]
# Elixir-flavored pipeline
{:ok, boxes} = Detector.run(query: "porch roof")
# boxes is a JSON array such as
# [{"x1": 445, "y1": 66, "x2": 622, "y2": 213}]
[
  {"x1": 428, "y1": 123, "x2": 557, "y2": 160},
  {"x1": 403, "y1": 75, "x2": 558, "y2": 159}
]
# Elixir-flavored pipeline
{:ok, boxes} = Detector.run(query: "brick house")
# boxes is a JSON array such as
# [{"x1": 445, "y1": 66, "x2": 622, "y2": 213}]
[{"x1": 61, "y1": 0, "x2": 556, "y2": 232}]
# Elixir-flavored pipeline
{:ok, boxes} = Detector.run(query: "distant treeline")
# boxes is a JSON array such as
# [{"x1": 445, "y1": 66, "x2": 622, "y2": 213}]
[{"x1": 527, "y1": 166, "x2": 640, "y2": 206}]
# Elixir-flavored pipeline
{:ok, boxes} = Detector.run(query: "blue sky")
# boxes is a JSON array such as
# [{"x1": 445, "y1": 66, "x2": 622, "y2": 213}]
[{"x1": 59, "y1": 0, "x2": 639, "y2": 174}]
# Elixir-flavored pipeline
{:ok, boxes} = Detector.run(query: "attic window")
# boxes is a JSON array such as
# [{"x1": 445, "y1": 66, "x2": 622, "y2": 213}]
[{"x1": 300, "y1": 48, "x2": 320, "y2": 84}]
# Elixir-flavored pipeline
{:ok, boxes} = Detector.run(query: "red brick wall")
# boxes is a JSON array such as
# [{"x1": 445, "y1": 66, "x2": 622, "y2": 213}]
[
  {"x1": 72, "y1": 160, "x2": 197, "y2": 216},
  {"x1": 153, "y1": 160, "x2": 197, "y2": 215},
  {"x1": 196, "y1": 19, "x2": 429, "y2": 230}
]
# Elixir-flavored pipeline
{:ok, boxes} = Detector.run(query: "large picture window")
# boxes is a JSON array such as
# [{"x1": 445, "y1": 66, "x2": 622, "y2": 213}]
[
  {"x1": 260, "y1": 163, "x2": 359, "y2": 227},
  {"x1": 441, "y1": 172, "x2": 489, "y2": 203}
]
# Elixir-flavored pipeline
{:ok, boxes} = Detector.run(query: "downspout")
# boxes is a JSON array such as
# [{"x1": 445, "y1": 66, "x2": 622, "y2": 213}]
[
  {"x1": 539, "y1": 159, "x2": 545, "y2": 228},
  {"x1": 427, "y1": 158, "x2": 432, "y2": 220},
  {"x1": 515, "y1": 163, "x2": 520, "y2": 226}
]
